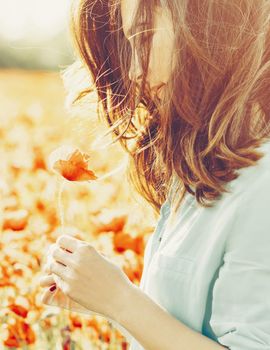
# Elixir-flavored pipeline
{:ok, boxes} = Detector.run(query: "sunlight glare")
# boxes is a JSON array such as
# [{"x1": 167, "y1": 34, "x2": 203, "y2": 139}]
[{"x1": 0, "y1": 0, "x2": 71, "y2": 41}]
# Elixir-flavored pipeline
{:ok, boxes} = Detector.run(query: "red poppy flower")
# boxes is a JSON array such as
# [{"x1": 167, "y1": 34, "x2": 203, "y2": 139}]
[{"x1": 48, "y1": 145, "x2": 98, "y2": 182}]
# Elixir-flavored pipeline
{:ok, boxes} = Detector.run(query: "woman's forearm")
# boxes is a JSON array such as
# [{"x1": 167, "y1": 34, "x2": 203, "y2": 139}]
[{"x1": 115, "y1": 283, "x2": 228, "y2": 350}]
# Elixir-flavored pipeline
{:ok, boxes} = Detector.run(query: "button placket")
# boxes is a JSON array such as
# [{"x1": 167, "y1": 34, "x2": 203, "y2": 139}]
[
  {"x1": 158, "y1": 193, "x2": 195, "y2": 246},
  {"x1": 148, "y1": 200, "x2": 171, "y2": 263},
  {"x1": 158, "y1": 205, "x2": 171, "y2": 242}
]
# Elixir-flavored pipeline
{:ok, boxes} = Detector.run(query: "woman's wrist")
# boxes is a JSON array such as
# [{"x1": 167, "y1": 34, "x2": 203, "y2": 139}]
[{"x1": 113, "y1": 279, "x2": 138, "y2": 325}]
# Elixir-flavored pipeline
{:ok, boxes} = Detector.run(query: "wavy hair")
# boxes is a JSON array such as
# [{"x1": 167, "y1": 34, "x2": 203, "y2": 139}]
[{"x1": 61, "y1": 0, "x2": 270, "y2": 217}]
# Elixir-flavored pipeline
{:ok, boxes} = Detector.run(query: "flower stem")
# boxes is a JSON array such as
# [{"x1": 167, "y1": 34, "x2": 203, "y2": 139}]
[{"x1": 57, "y1": 179, "x2": 65, "y2": 234}]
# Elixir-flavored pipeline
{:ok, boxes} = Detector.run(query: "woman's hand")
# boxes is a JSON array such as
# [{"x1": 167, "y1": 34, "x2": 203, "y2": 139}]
[
  {"x1": 39, "y1": 272, "x2": 94, "y2": 315},
  {"x1": 39, "y1": 234, "x2": 133, "y2": 320}
]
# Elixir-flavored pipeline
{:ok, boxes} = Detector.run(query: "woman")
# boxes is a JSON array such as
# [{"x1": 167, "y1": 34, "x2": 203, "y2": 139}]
[{"x1": 39, "y1": 0, "x2": 270, "y2": 349}]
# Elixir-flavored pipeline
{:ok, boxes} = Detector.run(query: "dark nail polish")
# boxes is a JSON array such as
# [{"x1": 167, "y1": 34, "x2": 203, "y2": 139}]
[{"x1": 49, "y1": 285, "x2": 56, "y2": 292}]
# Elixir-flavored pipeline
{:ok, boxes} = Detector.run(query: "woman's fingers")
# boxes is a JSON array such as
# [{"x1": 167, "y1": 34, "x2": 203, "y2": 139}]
[
  {"x1": 42, "y1": 263, "x2": 53, "y2": 275},
  {"x1": 40, "y1": 288, "x2": 58, "y2": 306},
  {"x1": 39, "y1": 274, "x2": 56, "y2": 288}
]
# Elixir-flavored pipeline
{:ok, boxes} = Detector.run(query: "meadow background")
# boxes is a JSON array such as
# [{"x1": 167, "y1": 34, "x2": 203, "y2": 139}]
[{"x1": 0, "y1": 1, "x2": 157, "y2": 348}]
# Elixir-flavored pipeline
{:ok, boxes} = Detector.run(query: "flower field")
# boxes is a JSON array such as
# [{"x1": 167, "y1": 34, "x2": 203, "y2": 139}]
[{"x1": 0, "y1": 69, "x2": 157, "y2": 349}]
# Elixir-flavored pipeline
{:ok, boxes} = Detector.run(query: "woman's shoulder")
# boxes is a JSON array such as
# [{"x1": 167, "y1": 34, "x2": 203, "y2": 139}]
[
  {"x1": 167, "y1": 139, "x2": 270, "y2": 213},
  {"x1": 225, "y1": 139, "x2": 270, "y2": 197},
  {"x1": 225, "y1": 143, "x2": 270, "y2": 247}
]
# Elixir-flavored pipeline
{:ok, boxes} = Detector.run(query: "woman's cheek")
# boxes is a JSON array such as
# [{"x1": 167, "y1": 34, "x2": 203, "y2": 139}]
[{"x1": 149, "y1": 34, "x2": 175, "y2": 85}]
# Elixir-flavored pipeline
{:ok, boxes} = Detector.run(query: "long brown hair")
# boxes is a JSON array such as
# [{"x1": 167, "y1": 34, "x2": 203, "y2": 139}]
[{"x1": 61, "y1": 0, "x2": 270, "y2": 217}]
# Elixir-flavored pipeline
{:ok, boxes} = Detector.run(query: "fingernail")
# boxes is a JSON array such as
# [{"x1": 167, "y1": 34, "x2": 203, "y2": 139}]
[{"x1": 49, "y1": 285, "x2": 56, "y2": 292}]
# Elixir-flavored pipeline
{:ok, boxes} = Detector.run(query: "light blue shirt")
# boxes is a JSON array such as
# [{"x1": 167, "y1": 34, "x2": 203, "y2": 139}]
[{"x1": 128, "y1": 139, "x2": 270, "y2": 350}]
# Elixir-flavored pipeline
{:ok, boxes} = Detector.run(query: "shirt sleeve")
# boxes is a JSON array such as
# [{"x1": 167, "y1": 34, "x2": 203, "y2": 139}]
[{"x1": 208, "y1": 169, "x2": 270, "y2": 350}]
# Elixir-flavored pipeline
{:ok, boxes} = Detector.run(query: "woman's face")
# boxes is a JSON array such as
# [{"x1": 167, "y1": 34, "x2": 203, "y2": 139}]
[{"x1": 121, "y1": 0, "x2": 175, "y2": 99}]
